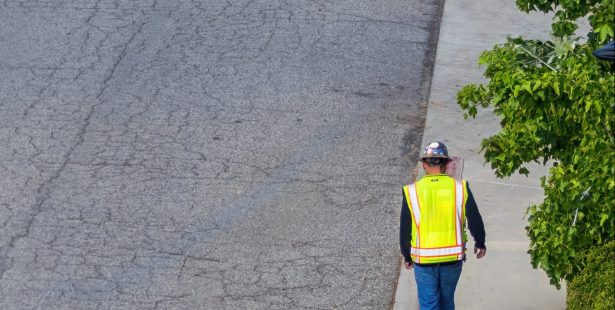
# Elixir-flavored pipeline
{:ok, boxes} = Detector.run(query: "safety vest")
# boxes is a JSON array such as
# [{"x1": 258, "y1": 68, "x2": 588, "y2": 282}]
[{"x1": 403, "y1": 175, "x2": 468, "y2": 264}]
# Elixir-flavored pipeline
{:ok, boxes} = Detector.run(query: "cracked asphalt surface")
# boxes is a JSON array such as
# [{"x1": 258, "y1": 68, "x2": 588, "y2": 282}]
[{"x1": 0, "y1": 0, "x2": 441, "y2": 309}]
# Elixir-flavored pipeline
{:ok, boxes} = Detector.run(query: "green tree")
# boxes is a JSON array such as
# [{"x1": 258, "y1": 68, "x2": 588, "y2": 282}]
[{"x1": 457, "y1": 0, "x2": 614, "y2": 288}]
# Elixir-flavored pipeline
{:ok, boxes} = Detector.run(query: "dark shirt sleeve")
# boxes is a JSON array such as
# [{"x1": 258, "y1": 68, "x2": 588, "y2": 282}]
[
  {"x1": 400, "y1": 189, "x2": 412, "y2": 263},
  {"x1": 465, "y1": 182, "x2": 486, "y2": 249}
]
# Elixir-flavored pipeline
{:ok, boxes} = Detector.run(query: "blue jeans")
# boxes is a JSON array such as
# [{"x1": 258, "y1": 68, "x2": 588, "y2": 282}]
[{"x1": 413, "y1": 260, "x2": 463, "y2": 310}]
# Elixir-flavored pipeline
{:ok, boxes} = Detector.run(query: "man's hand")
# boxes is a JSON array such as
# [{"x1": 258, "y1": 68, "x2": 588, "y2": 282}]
[
  {"x1": 474, "y1": 246, "x2": 486, "y2": 259},
  {"x1": 404, "y1": 261, "x2": 413, "y2": 270}
]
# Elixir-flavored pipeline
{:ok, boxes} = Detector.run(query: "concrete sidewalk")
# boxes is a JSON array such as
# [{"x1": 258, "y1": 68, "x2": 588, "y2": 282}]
[{"x1": 393, "y1": 0, "x2": 566, "y2": 309}]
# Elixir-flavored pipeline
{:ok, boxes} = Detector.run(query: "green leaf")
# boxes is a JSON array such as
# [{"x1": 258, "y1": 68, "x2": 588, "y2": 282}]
[
  {"x1": 553, "y1": 83, "x2": 560, "y2": 96},
  {"x1": 600, "y1": 214, "x2": 609, "y2": 226},
  {"x1": 596, "y1": 24, "x2": 615, "y2": 43},
  {"x1": 523, "y1": 81, "x2": 534, "y2": 94},
  {"x1": 577, "y1": 211, "x2": 584, "y2": 222}
]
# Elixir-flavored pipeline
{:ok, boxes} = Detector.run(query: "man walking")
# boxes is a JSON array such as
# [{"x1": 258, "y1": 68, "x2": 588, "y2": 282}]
[{"x1": 400, "y1": 141, "x2": 486, "y2": 310}]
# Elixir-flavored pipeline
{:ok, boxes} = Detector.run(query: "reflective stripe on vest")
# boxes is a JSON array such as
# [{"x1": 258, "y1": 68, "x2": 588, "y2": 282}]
[
  {"x1": 407, "y1": 177, "x2": 466, "y2": 263},
  {"x1": 454, "y1": 179, "x2": 464, "y2": 247},
  {"x1": 410, "y1": 245, "x2": 464, "y2": 257},
  {"x1": 407, "y1": 183, "x2": 421, "y2": 250}
]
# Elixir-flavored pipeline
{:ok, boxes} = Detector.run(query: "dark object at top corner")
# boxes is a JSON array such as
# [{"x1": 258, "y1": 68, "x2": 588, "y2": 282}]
[{"x1": 593, "y1": 41, "x2": 615, "y2": 62}]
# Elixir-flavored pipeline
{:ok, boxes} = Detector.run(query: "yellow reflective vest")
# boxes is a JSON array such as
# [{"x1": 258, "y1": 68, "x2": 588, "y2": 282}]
[{"x1": 403, "y1": 174, "x2": 468, "y2": 264}]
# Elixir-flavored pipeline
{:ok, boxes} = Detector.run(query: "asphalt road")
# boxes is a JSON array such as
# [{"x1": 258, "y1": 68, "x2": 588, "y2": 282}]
[{"x1": 0, "y1": 1, "x2": 442, "y2": 309}]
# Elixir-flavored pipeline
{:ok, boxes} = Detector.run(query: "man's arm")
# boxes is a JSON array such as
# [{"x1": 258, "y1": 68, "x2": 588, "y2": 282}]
[
  {"x1": 465, "y1": 182, "x2": 486, "y2": 253},
  {"x1": 400, "y1": 189, "x2": 412, "y2": 265}
]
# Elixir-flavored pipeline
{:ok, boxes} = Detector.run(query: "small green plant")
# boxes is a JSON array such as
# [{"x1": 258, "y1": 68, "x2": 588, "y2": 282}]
[{"x1": 567, "y1": 241, "x2": 615, "y2": 310}]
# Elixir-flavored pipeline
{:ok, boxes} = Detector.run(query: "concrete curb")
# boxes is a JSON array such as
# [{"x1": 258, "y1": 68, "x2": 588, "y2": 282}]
[{"x1": 393, "y1": 0, "x2": 566, "y2": 309}]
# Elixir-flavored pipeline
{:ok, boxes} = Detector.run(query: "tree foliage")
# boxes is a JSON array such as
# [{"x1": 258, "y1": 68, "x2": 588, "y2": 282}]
[
  {"x1": 457, "y1": 0, "x2": 614, "y2": 288},
  {"x1": 517, "y1": 0, "x2": 614, "y2": 41}
]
